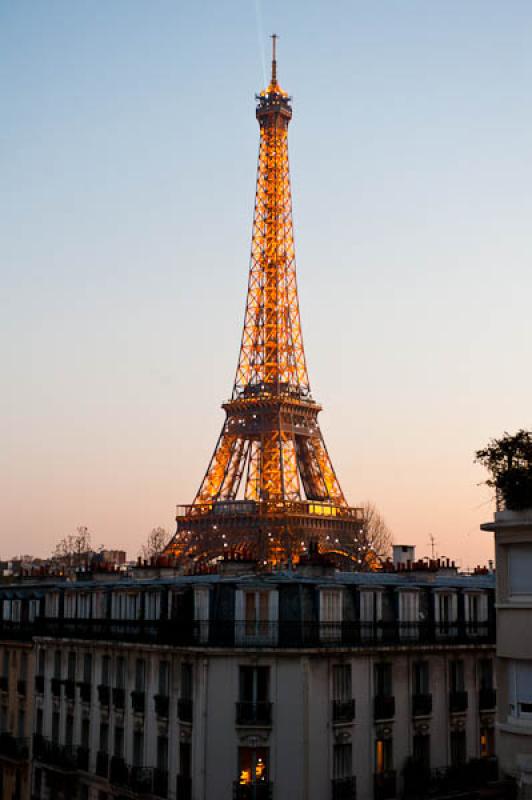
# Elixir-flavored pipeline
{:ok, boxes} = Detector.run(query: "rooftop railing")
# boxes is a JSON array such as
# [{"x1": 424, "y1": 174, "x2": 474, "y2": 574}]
[{"x1": 7, "y1": 618, "x2": 494, "y2": 649}]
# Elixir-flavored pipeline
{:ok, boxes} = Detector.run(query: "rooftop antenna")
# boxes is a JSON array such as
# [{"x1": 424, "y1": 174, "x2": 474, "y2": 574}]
[
  {"x1": 271, "y1": 33, "x2": 278, "y2": 85},
  {"x1": 429, "y1": 533, "x2": 436, "y2": 559}
]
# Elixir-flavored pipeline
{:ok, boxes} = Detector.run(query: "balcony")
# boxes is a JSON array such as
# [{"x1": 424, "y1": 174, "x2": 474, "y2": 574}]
[
  {"x1": 77, "y1": 681, "x2": 91, "y2": 703},
  {"x1": 449, "y1": 690, "x2": 468, "y2": 714},
  {"x1": 0, "y1": 676, "x2": 8, "y2": 692},
  {"x1": 406, "y1": 758, "x2": 499, "y2": 797},
  {"x1": 0, "y1": 733, "x2": 29, "y2": 762},
  {"x1": 17, "y1": 679, "x2": 26, "y2": 697},
  {"x1": 34, "y1": 675, "x2": 44, "y2": 694},
  {"x1": 98, "y1": 684, "x2": 110, "y2": 706},
  {"x1": 154, "y1": 693, "x2": 169, "y2": 718},
  {"x1": 233, "y1": 782, "x2": 273, "y2": 800},
  {"x1": 33, "y1": 735, "x2": 78, "y2": 771},
  {"x1": 131, "y1": 766, "x2": 154, "y2": 794},
  {"x1": 374, "y1": 695, "x2": 395, "y2": 721},
  {"x1": 112, "y1": 687, "x2": 125, "y2": 710},
  {"x1": 236, "y1": 702, "x2": 272, "y2": 726},
  {"x1": 110, "y1": 755, "x2": 128, "y2": 786},
  {"x1": 374, "y1": 770, "x2": 396, "y2": 800},
  {"x1": 479, "y1": 687, "x2": 496, "y2": 711},
  {"x1": 64, "y1": 679, "x2": 76, "y2": 701},
  {"x1": 332, "y1": 776, "x2": 357, "y2": 800},
  {"x1": 96, "y1": 750, "x2": 109, "y2": 778},
  {"x1": 154, "y1": 767, "x2": 169, "y2": 798},
  {"x1": 177, "y1": 775, "x2": 192, "y2": 800},
  {"x1": 178, "y1": 698, "x2": 193, "y2": 723},
  {"x1": 333, "y1": 699, "x2": 356, "y2": 724},
  {"x1": 131, "y1": 690, "x2": 145, "y2": 714},
  {"x1": 51, "y1": 677, "x2": 62, "y2": 697},
  {"x1": 412, "y1": 693, "x2": 432, "y2": 717}
]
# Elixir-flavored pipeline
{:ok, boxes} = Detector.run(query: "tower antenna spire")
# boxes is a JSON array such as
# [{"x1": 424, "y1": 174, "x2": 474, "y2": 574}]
[{"x1": 271, "y1": 33, "x2": 278, "y2": 85}]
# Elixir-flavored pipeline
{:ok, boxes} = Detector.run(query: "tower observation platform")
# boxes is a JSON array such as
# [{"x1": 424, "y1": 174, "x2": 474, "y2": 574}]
[{"x1": 166, "y1": 38, "x2": 364, "y2": 568}]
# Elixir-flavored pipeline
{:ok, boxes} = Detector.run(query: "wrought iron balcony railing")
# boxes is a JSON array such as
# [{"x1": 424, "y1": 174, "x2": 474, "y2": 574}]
[
  {"x1": 233, "y1": 782, "x2": 273, "y2": 800},
  {"x1": 0, "y1": 733, "x2": 29, "y2": 762},
  {"x1": 332, "y1": 699, "x2": 356, "y2": 723},
  {"x1": 449, "y1": 690, "x2": 468, "y2": 714},
  {"x1": 404, "y1": 758, "x2": 499, "y2": 798},
  {"x1": 332, "y1": 776, "x2": 357, "y2": 800},
  {"x1": 374, "y1": 771, "x2": 396, "y2": 800},
  {"x1": 109, "y1": 755, "x2": 128, "y2": 786},
  {"x1": 412, "y1": 693, "x2": 432, "y2": 717},
  {"x1": 33, "y1": 735, "x2": 78, "y2": 771},
  {"x1": 374, "y1": 695, "x2": 395, "y2": 721},
  {"x1": 236, "y1": 701, "x2": 272, "y2": 726}
]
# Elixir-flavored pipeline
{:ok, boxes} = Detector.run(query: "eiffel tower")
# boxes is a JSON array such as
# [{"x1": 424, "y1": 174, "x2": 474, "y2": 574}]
[{"x1": 166, "y1": 38, "x2": 363, "y2": 568}]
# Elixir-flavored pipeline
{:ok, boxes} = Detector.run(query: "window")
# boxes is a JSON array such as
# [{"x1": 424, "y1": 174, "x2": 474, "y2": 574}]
[
  {"x1": 375, "y1": 738, "x2": 393, "y2": 773},
  {"x1": 413, "y1": 734, "x2": 430, "y2": 766},
  {"x1": 180, "y1": 742, "x2": 191, "y2": 777},
  {"x1": 158, "y1": 661, "x2": 169, "y2": 696},
  {"x1": 68, "y1": 652, "x2": 76, "y2": 681},
  {"x1": 37, "y1": 649, "x2": 45, "y2": 677},
  {"x1": 375, "y1": 663, "x2": 392, "y2": 697},
  {"x1": 508, "y1": 660, "x2": 532, "y2": 718},
  {"x1": 65, "y1": 713, "x2": 74, "y2": 744},
  {"x1": 398, "y1": 591, "x2": 419, "y2": 639},
  {"x1": 157, "y1": 735, "x2": 168, "y2": 771},
  {"x1": 413, "y1": 661, "x2": 429, "y2": 695},
  {"x1": 115, "y1": 657, "x2": 125, "y2": 689},
  {"x1": 238, "y1": 746, "x2": 269, "y2": 786},
  {"x1": 101, "y1": 655, "x2": 111, "y2": 686},
  {"x1": 36, "y1": 708, "x2": 43, "y2": 737},
  {"x1": 245, "y1": 591, "x2": 269, "y2": 636},
  {"x1": 450, "y1": 660, "x2": 465, "y2": 693},
  {"x1": 135, "y1": 659, "x2": 145, "y2": 692},
  {"x1": 114, "y1": 726, "x2": 124, "y2": 758},
  {"x1": 480, "y1": 727, "x2": 495, "y2": 758},
  {"x1": 81, "y1": 718, "x2": 90, "y2": 750},
  {"x1": 52, "y1": 711, "x2": 60, "y2": 744},
  {"x1": 100, "y1": 722, "x2": 109, "y2": 753},
  {"x1": 508, "y1": 544, "x2": 532, "y2": 596},
  {"x1": 333, "y1": 743, "x2": 352, "y2": 779},
  {"x1": 333, "y1": 664, "x2": 352, "y2": 702},
  {"x1": 181, "y1": 663, "x2": 193, "y2": 700},
  {"x1": 239, "y1": 666, "x2": 269, "y2": 704},
  {"x1": 133, "y1": 730, "x2": 144, "y2": 767},
  {"x1": 83, "y1": 654, "x2": 92, "y2": 684},
  {"x1": 17, "y1": 708, "x2": 25, "y2": 739},
  {"x1": 450, "y1": 730, "x2": 466, "y2": 766},
  {"x1": 20, "y1": 652, "x2": 28, "y2": 681},
  {"x1": 320, "y1": 590, "x2": 342, "y2": 640},
  {"x1": 479, "y1": 659, "x2": 493, "y2": 690},
  {"x1": 53, "y1": 650, "x2": 61, "y2": 680}
]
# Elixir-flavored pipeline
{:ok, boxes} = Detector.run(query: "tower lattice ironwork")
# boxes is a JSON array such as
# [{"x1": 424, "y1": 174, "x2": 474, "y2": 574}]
[{"x1": 166, "y1": 39, "x2": 364, "y2": 568}]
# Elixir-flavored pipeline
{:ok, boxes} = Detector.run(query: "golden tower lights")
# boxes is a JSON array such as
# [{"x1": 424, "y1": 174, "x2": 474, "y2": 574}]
[{"x1": 166, "y1": 39, "x2": 364, "y2": 567}]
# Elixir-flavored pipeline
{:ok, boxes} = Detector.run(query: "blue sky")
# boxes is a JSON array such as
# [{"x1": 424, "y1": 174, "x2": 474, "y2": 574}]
[{"x1": 2, "y1": 1, "x2": 532, "y2": 564}]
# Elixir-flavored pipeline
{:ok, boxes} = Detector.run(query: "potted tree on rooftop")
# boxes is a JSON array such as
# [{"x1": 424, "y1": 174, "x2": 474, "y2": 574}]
[{"x1": 476, "y1": 429, "x2": 532, "y2": 513}]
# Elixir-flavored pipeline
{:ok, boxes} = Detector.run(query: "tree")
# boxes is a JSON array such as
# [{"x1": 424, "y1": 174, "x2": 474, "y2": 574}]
[
  {"x1": 139, "y1": 527, "x2": 170, "y2": 561},
  {"x1": 359, "y1": 501, "x2": 393, "y2": 567},
  {"x1": 475, "y1": 429, "x2": 532, "y2": 511},
  {"x1": 53, "y1": 526, "x2": 92, "y2": 567}
]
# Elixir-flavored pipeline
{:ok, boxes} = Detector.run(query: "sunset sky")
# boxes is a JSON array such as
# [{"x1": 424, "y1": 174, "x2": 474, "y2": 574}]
[{"x1": 2, "y1": 1, "x2": 532, "y2": 567}]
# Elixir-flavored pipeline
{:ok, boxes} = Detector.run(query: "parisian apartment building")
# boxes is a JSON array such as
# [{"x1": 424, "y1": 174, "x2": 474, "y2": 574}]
[{"x1": 0, "y1": 546, "x2": 502, "y2": 800}]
